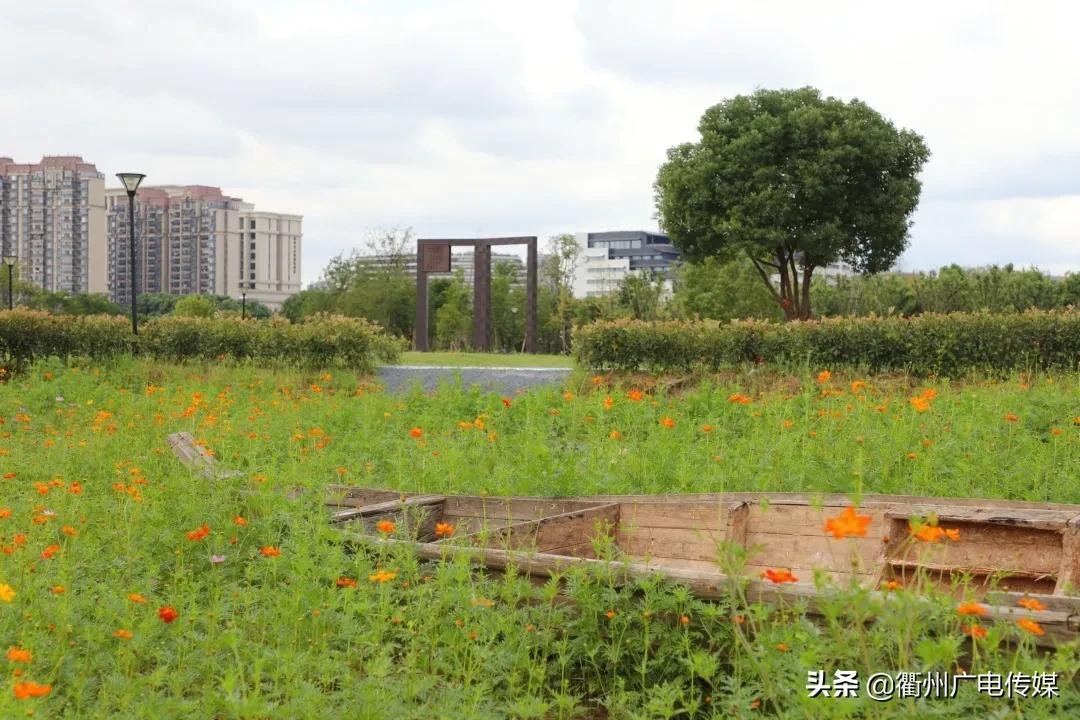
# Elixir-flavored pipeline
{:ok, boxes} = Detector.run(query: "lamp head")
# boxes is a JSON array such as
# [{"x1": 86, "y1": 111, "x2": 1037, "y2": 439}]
[
  {"x1": 1, "y1": 255, "x2": 16, "y2": 268},
  {"x1": 116, "y1": 173, "x2": 146, "y2": 194}
]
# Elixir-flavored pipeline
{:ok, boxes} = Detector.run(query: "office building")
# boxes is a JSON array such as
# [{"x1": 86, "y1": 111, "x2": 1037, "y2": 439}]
[{"x1": 571, "y1": 230, "x2": 681, "y2": 298}]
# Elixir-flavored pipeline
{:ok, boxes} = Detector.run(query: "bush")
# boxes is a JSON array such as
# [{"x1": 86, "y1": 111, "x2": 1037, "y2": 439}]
[
  {"x1": 0, "y1": 310, "x2": 403, "y2": 372},
  {"x1": 573, "y1": 310, "x2": 1080, "y2": 376}
]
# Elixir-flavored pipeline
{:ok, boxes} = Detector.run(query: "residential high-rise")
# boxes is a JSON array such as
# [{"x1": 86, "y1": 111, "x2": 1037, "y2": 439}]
[
  {"x1": 104, "y1": 185, "x2": 301, "y2": 310},
  {"x1": 0, "y1": 156, "x2": 107, "y2": 294}
]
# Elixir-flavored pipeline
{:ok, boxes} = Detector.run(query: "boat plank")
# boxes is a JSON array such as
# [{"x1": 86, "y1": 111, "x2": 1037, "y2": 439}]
[
  {"x1": 886, "y1": 506, "x2": 1079, "y2": 531},
  {"x1": 889, "y1": 538, "x2": 1060, "y2": 576},
  {"x1": 746, "y1": 504, "x2": 888, "y2": 539},
  {"x1": 443, "y1": 497, "x2": 605, "y2": 522},
  {"x1": 744, "y1": 533, "x2": 880, "y2": 575},
  {"x1": 330, "y1": 495, "x2": 445, "y2": 524},
  {"x1": 618, "y1": 501, "x2": 742, "y2": 531},
  {"x1": 1057, "y1": 524, "x2": 1079, "y2": 595}
]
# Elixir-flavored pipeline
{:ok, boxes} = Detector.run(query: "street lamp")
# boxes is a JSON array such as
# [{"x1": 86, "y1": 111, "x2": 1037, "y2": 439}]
[
  {"x1": 241, "y1": 291, "x2": 247, "y2": 319},
  {"x1": 117, "y1": 173, "x2": 146, "y2": 335},
  {"x1": 2, "y1": 255, "x2": 16, "y2": 311}
]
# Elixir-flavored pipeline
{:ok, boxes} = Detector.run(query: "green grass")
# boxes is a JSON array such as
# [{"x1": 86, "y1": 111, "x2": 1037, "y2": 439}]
[
  {"x1": 396, "y1": 351, "x2": 574, "y2": 368},
  {"x1": 0, "y1": 359, "x2": 1076, "y2": 717}
]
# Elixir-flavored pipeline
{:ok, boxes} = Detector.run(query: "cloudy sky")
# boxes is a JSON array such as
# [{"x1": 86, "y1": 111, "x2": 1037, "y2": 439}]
[{"x1": 3, "y1": 0, "x2": 1079, "y2": 284}]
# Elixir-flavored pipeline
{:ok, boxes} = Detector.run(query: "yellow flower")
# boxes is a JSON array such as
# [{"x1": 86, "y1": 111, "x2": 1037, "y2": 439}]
[{"x1": 0, "y1": 583, "x2": 15, "y2": 602}]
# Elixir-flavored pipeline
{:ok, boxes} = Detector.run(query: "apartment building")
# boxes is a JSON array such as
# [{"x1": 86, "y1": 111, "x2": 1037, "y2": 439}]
[
  {"x1": 571, "y1": 230, "x2": 681, "y2": 298},
  {"x1": 105, "y1": 185, "x2": 301, "y2": 310},
  {"x1": 0, "y1": 156, "x2": 107, "y2": 294}
]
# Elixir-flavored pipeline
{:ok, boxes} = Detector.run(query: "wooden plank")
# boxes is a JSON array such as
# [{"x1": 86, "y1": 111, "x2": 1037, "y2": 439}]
[
  {"x1": 443, "y1": 497, "x2": 608, "y2": 522},
  {"x1": 457, "y1": 504, "x2": 619, "y2": 555},
  {"x1": 747, "y1": 504, "x2": 887, "y2": 539},
  {"x1": 1057, "y1": 523, "x2": 1080, "y2": 595},
  {"x1": 887, "y1": 559, "x2": 1057, "y2": 581},
  {"x1": 744, "y1": 533, "x2": 881, "y2": 575},
  {"x1": 350, "y1": 534, "x2": 1080, "y2": 647},
  {"x1": 888, "y1": 537, "x2": 1060, "y2": 576},
  {"x1": 886, "y1": 505, "x2": 1077, "y2": 532},
  {"x1": 166, "y1": 431, "x2": 243, "y2": 479},
  {"x1": 330, "y1": 495, "x2": 445, "y2": 524},
  {"x1": 618, "y1": 501, "x2": 740, "y2": 531},
  {"x1": 326, "y1": 488, "x2": 402, "y2": 508}
]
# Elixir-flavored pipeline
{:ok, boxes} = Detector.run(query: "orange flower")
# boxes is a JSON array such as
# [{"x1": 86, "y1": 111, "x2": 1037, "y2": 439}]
[
  {"x1": 0, "y1": 508, "x2": 10, "y2": 518},
  {"x1": 13, "y1": 682, "x2": 51, "y2": 700},
  {"x1": 604, "y1": 610, "x2": 616, "y2": 619},
  {"x1": 335, "y1": 577, "x2": 358, "y2": 588},
  {"x1": 761, "y1": 568, "x2": 798, "y2": 584},
  {"x1": 1017, "y1": 618, "x2": 1045, "y2": 636},
  {"x1": 962, "y1": 624, "x2": 987, "y2": 639},
  {"x1": 128, "y1": 593, "x2": 147, "y2": 604},
  {"x1": 50, "y1": 586, "x2": 64, "y2": 594},
  {"x1": 680, "y1": 614, "x2": 690, "y2": 626},
  {"x1": 850, "y1": 380, "x2": 866, "y2": 393},
  {"x1": 40, "y1": 544, "x2": 61, "y2": 560},
  {"x1": 824, "y1": 506, "x2": 872, "y2": 539},
  {"x1": 626, "y1": 389, "x2": 643, "y2": 402},
  {"x1": 701, "y1": 424, "x2": 714, "y2": 433},
  {"x1": 609, "y1": 430, "x2": 622, "y2": 440},
  {"x1": 562, "y1": 392, "x2": 575, "y2": 401},
  {"x1": 434, "y1": 522, "x2": 455, "y2": 538},
  {"x1": 781, "y1": 419, "x2": 795, "y2": 429},
  {"x1": 659, "y1": 416, "x2": 676, "y2": 429},
  {"x1": 232, "y1": 516, "x2": 248, "y2": 526},
  {"x1": 943, "y1": 528, "x2": 960, "y2": 541},
  {"x1": 1003, "y1": 413, "x2": 1019, "y2": 422},
  {"x1": 260, "y1": 545, "x2": 281, "y2": 557},
  {"x1": 776, "y1": 642, "x2": 790, "y2": 652},
  {"x1": 185, "y1": 524, "x2": 210, "y2": 541},
  {"x1": 409, "y1": 427, "x2": 423, "y2": 438},
  {"x1": 501, "y1": 397, "x2": 512, "y2": 408},
  {"x1": 61, "y1": 525, "x2": 77, "y2": 536},
  {"x1": 1017, "y1": 597, "x2": 1047, "y2": 612},
  {"x1": 158, "y1": 606, "x2": 178, "y2": 623},
  {"x1": 909, "y1": 396, "x2": 931, "y2": 413},
  {"x1": 376, "y1": 520, "x2": 396, "y2": 534},
  {"x1": 911, "y1": 522, "x2": 959, "y2": 543},
  {"x1": 113, "y1": 629, "x2": 133, "y2": 640},
  {"x1": 368, "y1": 570, "x2": 397, "y2": 583},
  {"x1": 6, "y1": 647, "x2": 31, "y2": 663},
  {"x1": 957, "y1": 602, "x2": 988, "y2": 617},
  {"x1": 816, "y1": 370, "x2": 832, "y2": 384},
  {"x1": 591, "y1": 375, "x2": 604, "y2": 386},
  {"x1": 727, "y1": 393, "x2": 751, "y2": 405},
  {"x1": 602, "y1": 396, "x2": 614, "y2": 411},
  {"x1": 884, "y1": 580, "x2": 903, "y2": 591}
]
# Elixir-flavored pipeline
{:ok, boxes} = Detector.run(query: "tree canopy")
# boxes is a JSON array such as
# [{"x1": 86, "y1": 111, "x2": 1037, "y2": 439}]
[{"x1": 655, "y1": 87, "x2": 930, "y2": 320}]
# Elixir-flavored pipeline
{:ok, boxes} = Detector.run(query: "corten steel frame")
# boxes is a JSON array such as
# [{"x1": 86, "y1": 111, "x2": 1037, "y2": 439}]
[{"x1": 414, "y1": 237, "x2": 537, "y2": 353}]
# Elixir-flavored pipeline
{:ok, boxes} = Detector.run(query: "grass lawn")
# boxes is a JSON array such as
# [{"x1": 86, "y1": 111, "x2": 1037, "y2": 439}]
[
  {"x1": 395, "y1": 351, "x2": 575, "y2": 368},
  {"x1": 0, "y1": 359, "x2": 1076, "y2": 717}
]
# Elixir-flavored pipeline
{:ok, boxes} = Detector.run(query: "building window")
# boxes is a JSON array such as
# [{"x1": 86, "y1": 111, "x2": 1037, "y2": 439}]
[
  {"x1": 249, "y1": 262, "x2": 256, "y2": 270},
  {"x1": 249, "y1": 232, "x2": 255, "y2": 240},
  {"x1": 249, "y1": 219, "x2": 255, "y2": 229}
]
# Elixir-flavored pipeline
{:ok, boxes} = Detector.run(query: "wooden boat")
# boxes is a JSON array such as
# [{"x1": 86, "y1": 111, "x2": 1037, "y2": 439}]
[
  {"x1": 327, "y1": 485, "x2": 1080, "y2": 645},
  {"x1": 165, "y1": 432, "x2": 1079, "y2": 645}
]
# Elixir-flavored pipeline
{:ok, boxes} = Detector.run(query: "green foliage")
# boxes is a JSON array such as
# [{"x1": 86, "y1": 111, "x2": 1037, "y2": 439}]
[
  {"x1": 0, "y1": 362, "x2": 1077, "y2": 716},
  {"x1": 813, "y1": 265, "x2": 1078, "y2": 317},
  {"x1": 0, "y1": 310, "x2": 402, "y2": 372},
  {"x1": 573, "y1": 310, "x2": 1080, "y2": 375},
  {"x1": 433, "y1": 272, "x2": 473, "y2": 351},
  {"x1": 655, "y1": 87, "x2": 930, "y2": 319},
  {"x1": 671, "y1": 257, "x2": 783, "y2": 322},
  {"x1": 172, "y1": 294, "x2": 217, "y2": 318}
]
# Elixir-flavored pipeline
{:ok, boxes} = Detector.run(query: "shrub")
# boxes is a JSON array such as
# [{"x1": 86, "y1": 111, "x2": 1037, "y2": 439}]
[
  {"x1": 0, "y1": 310, "x2": 403, "y2": 372},
  {"x1": 573, "y1": 310, "x2": 1080, "y2": 376}
]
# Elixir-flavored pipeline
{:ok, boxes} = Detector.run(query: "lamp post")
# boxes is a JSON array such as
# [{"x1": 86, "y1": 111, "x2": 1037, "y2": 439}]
[
  {"x1": 2, "y1": 255, "x2": 16, "y2": 311},
  {"x1": 241, "y1": 291, "x2": 247, "y2": 319},
  {"x1": 116, "y1": 173, "x2": 146, "y2": 335}
]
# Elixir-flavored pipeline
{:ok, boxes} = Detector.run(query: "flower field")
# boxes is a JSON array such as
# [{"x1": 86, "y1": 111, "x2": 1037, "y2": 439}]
[{"x1": 0, "y1": 359, "x2": 1078, "y2": 717}]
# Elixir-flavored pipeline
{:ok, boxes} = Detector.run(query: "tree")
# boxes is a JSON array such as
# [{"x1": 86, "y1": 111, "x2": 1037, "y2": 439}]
[
  {"x1": 671, "y1": 257, "x2": 782, "y2": 321},
  {"x1": 173, "y1": 294, "x2": 216, "y2": 318},
  {"x1": 655, "y1": 87, "x2": 930, "y2": 320},
  {"x1": 434, "y1": 271, "x2": 472, "y2": 350},
  {"x1": 541, "y1": 234, "x2": 581, "y2": 352}
]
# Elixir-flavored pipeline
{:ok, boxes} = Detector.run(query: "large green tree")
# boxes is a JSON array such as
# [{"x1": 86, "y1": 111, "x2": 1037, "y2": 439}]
[{"x1": 655, "y1": 87, "x2": 930, "y2": 320}]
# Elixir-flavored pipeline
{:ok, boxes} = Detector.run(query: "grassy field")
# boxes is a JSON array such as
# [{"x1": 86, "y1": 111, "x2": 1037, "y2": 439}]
[
  {"x1": 0, "y1": 359, "x2": 1076, "y2": 717},
  {"x1": 396, "y1": 351, "x2": 575, "y2": 368}
]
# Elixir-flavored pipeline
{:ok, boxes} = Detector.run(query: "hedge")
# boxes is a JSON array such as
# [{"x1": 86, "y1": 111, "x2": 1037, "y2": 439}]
[
  {"x1": 573, "y1": 310, "x2": 1080, "y2": 376},
  {"x1": 0, "y1": 310, "x2": 403, "y2": 372}
]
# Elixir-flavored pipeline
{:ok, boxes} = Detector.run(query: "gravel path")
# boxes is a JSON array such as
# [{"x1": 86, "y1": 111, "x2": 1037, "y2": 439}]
[{"x1": 376, "y1": 365, "x2": 572, "y2": 394}]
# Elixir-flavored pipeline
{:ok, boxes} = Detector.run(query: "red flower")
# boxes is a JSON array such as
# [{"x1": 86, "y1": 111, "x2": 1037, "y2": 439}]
[
  {"x1": 185, "y1": 524, "x2": 210, "y2": 541},
  {"x1": 158, "y1": 606, "x2": 179, "y2": 623},
  {"x1": 409, "y1": 427, "x2": 423, "y2": 438},
  {"x1": 761, "y1": 568, "x2": 798, "y2": 584}
]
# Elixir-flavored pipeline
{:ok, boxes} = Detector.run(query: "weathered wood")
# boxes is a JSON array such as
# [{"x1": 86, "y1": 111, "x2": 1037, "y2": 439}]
[
  {"x1": 885, "y1": 505, "x2": 1079, "y2": 531},
  {"x1": 330, "y1": 495, "x2": 445, "y2": 524},
  {"x1": 449, "y1": 504, "x2": 619, "y2": 556},
  {"x1": 166, "y1": 432, "x2": 243, "y2": 479},
  {"x1": 349, "y1": 533, "x2": 1080, "y2": 647},
  {"x1": 1057, "y1": 522, "x2": 1080, "y2": 595}
]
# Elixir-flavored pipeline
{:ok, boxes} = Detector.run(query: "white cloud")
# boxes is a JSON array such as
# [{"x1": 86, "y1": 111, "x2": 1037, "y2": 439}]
[{"x1": 2, "y1": 0, "x2": 1079, "y2": 285}]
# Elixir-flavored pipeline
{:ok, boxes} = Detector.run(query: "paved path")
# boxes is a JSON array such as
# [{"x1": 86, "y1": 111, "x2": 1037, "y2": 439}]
[{"x1": 376, "y1": 365, "x2": 572, "y2": 394}]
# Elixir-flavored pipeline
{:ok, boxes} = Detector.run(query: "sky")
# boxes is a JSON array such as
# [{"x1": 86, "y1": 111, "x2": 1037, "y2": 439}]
[{"x1": 3, "y1": 0, "x2": 1079, "y2": 286}]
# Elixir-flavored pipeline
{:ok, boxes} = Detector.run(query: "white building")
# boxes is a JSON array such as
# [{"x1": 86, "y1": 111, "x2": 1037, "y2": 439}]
[{"x1": 570, "y1": 231, "x2": 681, "y2": 298}]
